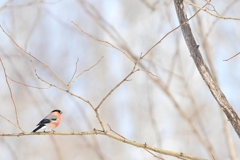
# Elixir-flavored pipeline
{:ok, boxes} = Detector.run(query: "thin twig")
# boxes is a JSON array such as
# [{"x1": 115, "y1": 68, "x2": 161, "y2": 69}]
[
  {"x1": 107, "y1": 124, "x2": 126, "y2": 139},
  {"x1": 0, "y1": 25, "x2": 67, "y2": 86},
  {"x1": 29, "y1": 54, "x2": 106, "y2": 131},
  {"x1": 68, "y1": 56, "x2": 104, "y2": 89},
  {"x1": 95, "y1": 61, "x2": 140, "y2": 111},
  {"x1": 7, "y1": 75, "x2": 51, "y2": 89},
  {"x1": 223, "y1": 52, "x2": 240, "y2": 61},
  {"x1": 184, "y1": 0, "x2": 240, "y2": 21},
  {"x1": 0, "y1": 114, "x2": 19, "y2": 129},
  {"x1": 141, "y1": 1, "x2": 210, "y2": 59},
  {"x1": 78, "y1": 0, "x2": 136, "y2": 64},
  {"x1": 107, "y1": 124, "x2": 164, "y2": 159},
  {"x1": 139, "y1": 69, "x2": 158, "y2": 78},
  {"x1": 68, "y1": 58, "x2": 79, "y2": 86},
  {"x1": 0, "y1": 59, "x2": 24, "y2": 132},
  {"x1": 94, "y1": 56, "x2": 142, "y2": 131},
  {"x1": 71, "y1": 21, "x2": 135, "y2": 63},
  {"x1": 29, "y1": 56, "x2": 91, "y2": 106},
  {"x1": 144, "y1": 149, "x2": 164, "y2": 160},
  {"x1": 94, "y1": 111, "x2": 106, "y2": 132},
  {"x1": 206, "y1": 2, "x2": 219, "y2": 15}
]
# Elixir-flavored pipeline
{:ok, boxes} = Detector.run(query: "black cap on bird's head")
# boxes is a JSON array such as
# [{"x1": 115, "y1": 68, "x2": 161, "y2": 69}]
[{"x1": 51, "y1": 109, "x2": 62, "y2": 114}]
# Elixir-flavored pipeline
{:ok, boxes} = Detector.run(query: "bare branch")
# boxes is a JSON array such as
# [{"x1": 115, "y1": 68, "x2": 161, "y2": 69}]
[
  {"x1": 0, "y1": 25, "x2": 67, "y2": 86},
  {"x1": 76, "y1": 1, "x2": 136, "y2": 63},
  {"x1": 0, "y1": 114, "x2": 19, "y2": 129},
  {"x1": 184, "y1": 0, "x2": 240, "y2": 21},
  {"x1": 7, "y1": 75, "x2": 51, "y2": 89},
  {"x1": 0, "y1": 59, "x2": 24, "y2": 132},
  {"x1": 139, "y1": 69, "x2": 158, "y2": 78},
  {"x1": 141, "y1": 2, "x2": 209, "y2": 59},
  {"x1": 174, "y1": 0, "x2": 240, "y2": 138},
  {"x1": 107, "y1": 124, "x2": 126, "y2": 139},
  {"x1": 29, "y1": 54, "x2": 106, "y2": 131},
  {"x1": 108, "y1": 124, "x2": 164, "y2": 160},
  {"x1": 71, "y1": 21, "x2": 135, "y2": 63},
  {"x1": 67, "y1": 57, "x2": 79, "y2": 86},
  {"x1": 68, "y1": 56, "x2": 104, "y2": 89},
  {"x1": 0, "y1": 131, "x2": 206, "y2": 160},
  {"x1": 223, "y1": 52, "x2": 240, "y2": 61},
  {"x1": 95, "y1": 60, "x2": 140, "y2": 111},
  {"x1": 144, "y1": 149, "x2": 164, "y2": 160}
]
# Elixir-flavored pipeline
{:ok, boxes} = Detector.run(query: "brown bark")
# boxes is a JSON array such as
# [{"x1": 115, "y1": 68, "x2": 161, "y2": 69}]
[{"x1": 174, "y1": 0, "x2": 240, "y2": 138}]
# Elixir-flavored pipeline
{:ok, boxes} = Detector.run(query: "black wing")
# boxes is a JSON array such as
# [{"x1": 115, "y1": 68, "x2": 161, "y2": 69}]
[{"x1": 37, "y1": 119, "x2": 51, "y2": 125}]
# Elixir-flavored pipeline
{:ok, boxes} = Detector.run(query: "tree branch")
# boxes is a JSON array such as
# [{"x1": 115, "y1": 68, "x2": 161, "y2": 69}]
[
  {"x1": 0, "y1": 131, "x2": 206, "y2": 160},
  {"x1": 0, "y1": 59, "x2": 24, "y2": 132},
  {"x1": 173, "y1": 0, "x2": 240, "y2": 138}
]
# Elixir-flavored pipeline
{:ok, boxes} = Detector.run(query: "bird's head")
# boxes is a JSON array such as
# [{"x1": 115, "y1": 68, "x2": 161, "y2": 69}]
[{"x1": 51, "y1": 109, "x2": 62, "y2": 114}]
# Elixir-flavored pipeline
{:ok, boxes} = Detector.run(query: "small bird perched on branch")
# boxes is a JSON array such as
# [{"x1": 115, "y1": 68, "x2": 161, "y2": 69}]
[{"x1": 32, "y1": 109, "x2": 62, "y2": 132}]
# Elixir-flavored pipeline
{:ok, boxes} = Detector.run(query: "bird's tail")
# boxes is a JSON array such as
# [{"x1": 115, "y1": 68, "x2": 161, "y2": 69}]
[{"x1": 32, "y1": 125, "x2": 44, "y2": 132}]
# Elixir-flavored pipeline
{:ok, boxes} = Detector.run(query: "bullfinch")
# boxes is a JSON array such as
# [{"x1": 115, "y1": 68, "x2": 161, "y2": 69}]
[{"x1": 32, "y1": 109, "x2": 62, "y2": 132}]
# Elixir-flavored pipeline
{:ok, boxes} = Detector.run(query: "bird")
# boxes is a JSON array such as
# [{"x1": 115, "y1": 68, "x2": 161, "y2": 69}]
[{"x1": 32, "y1": 109, "x2": 63, "y2": 132}]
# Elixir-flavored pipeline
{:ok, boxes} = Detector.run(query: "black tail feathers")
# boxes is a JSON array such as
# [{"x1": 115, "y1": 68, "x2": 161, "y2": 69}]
[{"x1": 32, "y1": 125, "x2": 44, "y2": 132}]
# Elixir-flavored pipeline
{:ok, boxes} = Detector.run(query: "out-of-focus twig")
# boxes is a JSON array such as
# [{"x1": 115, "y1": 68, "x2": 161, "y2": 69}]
[{"x1": 140, "y1": 0, "x2": 159, "y2": 11}]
